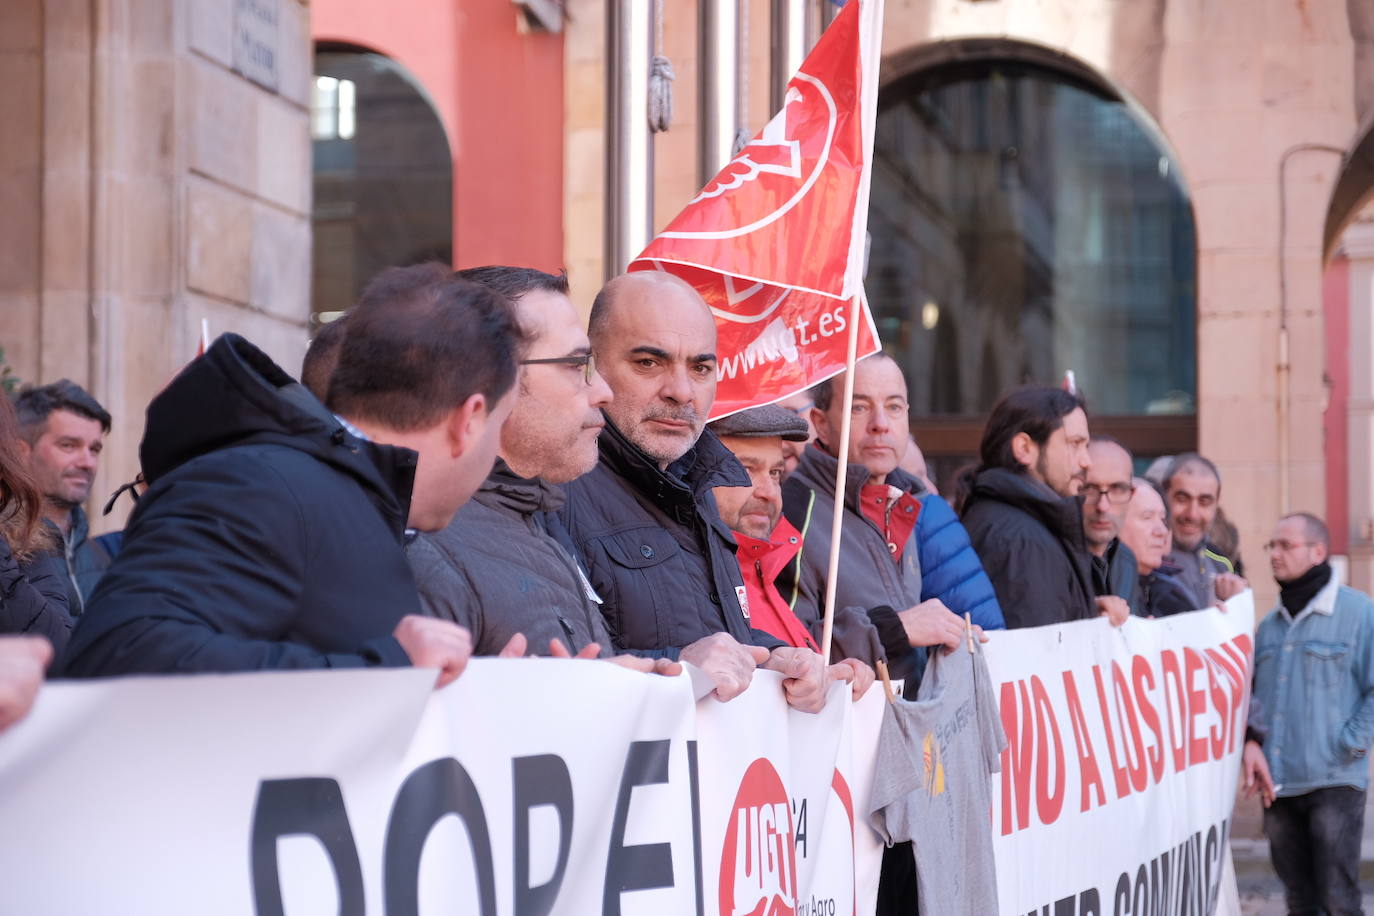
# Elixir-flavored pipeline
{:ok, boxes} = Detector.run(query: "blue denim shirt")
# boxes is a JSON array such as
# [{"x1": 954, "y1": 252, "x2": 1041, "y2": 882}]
[{"x1": 1252, "y1": 577, "x2": 1374, "y2": 795}]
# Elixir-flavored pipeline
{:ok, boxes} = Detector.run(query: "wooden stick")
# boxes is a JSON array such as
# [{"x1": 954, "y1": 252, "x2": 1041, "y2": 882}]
[
  {"x1": 965, "y1": 611, "x2": 976, "y2": 655},
  {"x1": 875, "y1": 658, "x2": 895, "y2": 705},
  {"x1": 819, "y1": 293, "x2": 864, "y2": 663}
]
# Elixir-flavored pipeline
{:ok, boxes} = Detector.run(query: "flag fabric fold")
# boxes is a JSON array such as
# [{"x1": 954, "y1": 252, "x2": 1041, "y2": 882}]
[{"x1": 630, "y1": 0, "x2": 886, "y2": 419}]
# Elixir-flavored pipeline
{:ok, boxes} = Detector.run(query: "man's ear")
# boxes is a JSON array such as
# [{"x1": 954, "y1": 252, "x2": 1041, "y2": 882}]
[
  {"x1": 14, "y1": 438, "x2": 31, "y2": 460},
  {"x1": 1009, "y1": 431, "x2": 1037, "y2": 470},
  {"x1": 444, "y1": 394, "x2": 488, "y2": 459},
  {"x1": 809, "y1": 407, "x2": 831, "y2": 448}
]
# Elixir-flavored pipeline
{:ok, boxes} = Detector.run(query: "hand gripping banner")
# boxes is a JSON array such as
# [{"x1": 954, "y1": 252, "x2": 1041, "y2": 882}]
[{"x1": 630, "y1": 0, "x2": 885, "y2": 419}]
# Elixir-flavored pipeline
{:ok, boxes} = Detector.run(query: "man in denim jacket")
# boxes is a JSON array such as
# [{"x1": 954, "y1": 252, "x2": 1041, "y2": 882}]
[{"x1": 1244, "y1": 511, "x2": 1374, "y2": 915}]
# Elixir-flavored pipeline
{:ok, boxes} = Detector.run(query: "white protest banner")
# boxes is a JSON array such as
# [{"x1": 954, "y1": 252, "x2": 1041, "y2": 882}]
[
  {"x1": 0, "y1": 659, "x2": 699, "y2": 915},
  {"x1": 983, "y1": 594, "x2": 1256, "y2": 916},
  {"x1": 694, "y1": 672, "x2": 887, "y2": 916},
  {"x1": 0, "y1": 658, "x2": 886, "y2": 915}
]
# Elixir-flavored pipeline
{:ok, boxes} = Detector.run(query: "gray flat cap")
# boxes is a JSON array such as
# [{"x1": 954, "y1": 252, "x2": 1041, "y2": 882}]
[{"x1": 709, "y1": 404, "x2": 810, "y2": 442}]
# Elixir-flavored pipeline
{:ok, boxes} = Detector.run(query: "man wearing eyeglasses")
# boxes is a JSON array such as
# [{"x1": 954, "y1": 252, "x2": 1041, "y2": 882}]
[
  {"x1": 1082, "y1": 437, "x2": 1142, "y2": 615},
  {"x1": 1242, "y1": 512, "x2": 1374, "y2": 916},
  {"x1": 406, "y1": 267, "x2": 631, "y2": 662}
]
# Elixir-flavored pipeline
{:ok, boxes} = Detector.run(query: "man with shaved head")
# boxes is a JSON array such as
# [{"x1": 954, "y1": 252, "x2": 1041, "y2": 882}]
[{"x1": 559, "y1": 271, "x2": 836, "y2": 712}]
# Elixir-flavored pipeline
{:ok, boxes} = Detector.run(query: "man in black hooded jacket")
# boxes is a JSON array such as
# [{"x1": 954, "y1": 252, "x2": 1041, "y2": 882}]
[
  {"x1": 960, "y1": 386, "x2": 1129, "y2": 630},
  {"x1": 60, "y1": 265, "x2": 521, "y2": 680}
]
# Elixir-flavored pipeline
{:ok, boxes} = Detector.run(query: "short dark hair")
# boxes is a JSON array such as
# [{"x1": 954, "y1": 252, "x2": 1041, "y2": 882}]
[
  {"x1": 1163, "y1": 452, "x2": 1222, "y2": 494},
  {"x1": 810, "y1": 353, "x2": 899, "y2": 413},
  {"x1": 455, "y1": 266, "x2": 569, "y2": 302},
  {"x1": 1282, "y1": 511, "x2": 1330, "y2": 550},
  {"x1": 12, "y1": 379, "x2": 112, "y2": 442},
  {"x1": 977, "y1": 385, "x2": 1085, "y2": 475},
  {"x1": 301, "y1": 313, "x2": 350, "y2": 400},
  {"x1": 326, "y1": 263, "x2": 528, "y2": 432}
]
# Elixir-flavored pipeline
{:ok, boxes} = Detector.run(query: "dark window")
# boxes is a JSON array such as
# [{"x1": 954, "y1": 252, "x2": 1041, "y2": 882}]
[
  {"x1": 868, "y1": 59, "x2": 1197, "y2": 486},
  {"x1": 311, "y1": 47, "x2": 453, "y2": 324}
]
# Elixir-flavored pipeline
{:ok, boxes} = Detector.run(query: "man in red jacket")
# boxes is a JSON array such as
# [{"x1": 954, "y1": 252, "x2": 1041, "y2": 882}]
[{"x1": 709, "y1": 405, "x2": 874, "y2": 699}]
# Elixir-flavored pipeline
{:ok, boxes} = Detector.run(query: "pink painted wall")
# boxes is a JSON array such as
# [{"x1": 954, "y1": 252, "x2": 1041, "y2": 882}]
[
  {"x1": 1324, "y1": 254, "x2": 1350, "y2": 554},
  {"x1": 312, "y1": 0, "x2": 565, "y2": 272}
]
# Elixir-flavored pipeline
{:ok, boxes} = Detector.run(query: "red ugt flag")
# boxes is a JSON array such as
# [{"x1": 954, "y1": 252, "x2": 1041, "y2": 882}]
[{"x1": 630, "y1": 0, "x2": 885, "y2": 419}]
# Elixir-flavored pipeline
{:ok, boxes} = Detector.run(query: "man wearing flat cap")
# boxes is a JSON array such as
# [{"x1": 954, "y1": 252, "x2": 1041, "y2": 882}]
[{"x1": 710, "y1": 405, "x2": 875, "y2": 698}]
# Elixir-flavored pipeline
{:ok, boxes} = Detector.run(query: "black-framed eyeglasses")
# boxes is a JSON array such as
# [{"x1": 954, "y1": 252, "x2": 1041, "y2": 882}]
[
  {"x1": 520, "y1": 353, "x2": 596, "y2": 385},
  {"x1": 1082, "y1": 482, "x2": 1135, "y2": 505}
]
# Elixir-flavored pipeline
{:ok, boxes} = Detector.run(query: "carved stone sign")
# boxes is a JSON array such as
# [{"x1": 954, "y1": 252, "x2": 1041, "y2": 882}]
[{"x1": 234, "y1": 0, "x2": 279, "y2": 91}]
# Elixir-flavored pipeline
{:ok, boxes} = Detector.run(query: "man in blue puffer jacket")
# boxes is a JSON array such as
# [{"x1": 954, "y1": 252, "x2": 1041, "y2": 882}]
[{"x1": 911, "y1": 488, "x2": 1005, "y2": 630}]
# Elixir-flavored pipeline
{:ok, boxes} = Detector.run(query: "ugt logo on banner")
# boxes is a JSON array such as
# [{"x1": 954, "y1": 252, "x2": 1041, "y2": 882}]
[
  {"x1": 720, "y1": 758, "x2": 799, "y2": 916},
  {"x1": 631, "y1": 0, "x2": 885, "y2": 420}
]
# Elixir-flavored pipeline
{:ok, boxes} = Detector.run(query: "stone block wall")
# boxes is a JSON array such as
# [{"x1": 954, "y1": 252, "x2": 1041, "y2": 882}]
[{"x1": 0, "y1": 0, "x2": 313, "y2": 534}]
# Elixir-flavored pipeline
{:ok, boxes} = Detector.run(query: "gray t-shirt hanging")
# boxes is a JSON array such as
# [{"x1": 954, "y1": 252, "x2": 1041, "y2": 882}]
[{"x1": 868, "y1": 646, "x2": 1008, "y2": 914}]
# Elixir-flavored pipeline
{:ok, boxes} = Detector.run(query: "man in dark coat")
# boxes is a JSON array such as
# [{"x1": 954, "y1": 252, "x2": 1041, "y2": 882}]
[
  {"x1": 1083, "y1": 436, "x2": 1143, "y2": 614},
  {"x1": 960, "y1": 386, "x2": 1129, "y2": 630},
  {"x1": 12, "y1": 380, "x2": 115, "y2": 615},
  {"x1": 559, "y1": 271, "x2": 834, "y2": 710},
  {"x1": 407, "y1": 266, "x2": 673, "y2": 679},
  {"x1": 60, "y1": 265, "x2": 521, "y2": 682}
]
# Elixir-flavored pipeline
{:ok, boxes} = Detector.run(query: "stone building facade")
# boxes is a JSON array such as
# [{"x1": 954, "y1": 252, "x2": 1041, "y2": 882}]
[{"x1": 0, "y1": 0, "x2": 313, "y2": 530}]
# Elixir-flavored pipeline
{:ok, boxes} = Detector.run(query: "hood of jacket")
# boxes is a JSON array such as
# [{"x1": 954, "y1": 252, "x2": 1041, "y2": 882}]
[
  {"x1": 596, "y1": 415, "x2": 749, "y2": 515},
  {"x1": 791, "y1": 442, "x2": 927, "y2": 513},
  {"x1": 474, "y1": 459, "x2": 565, "y2": 517},
  {"x1": 139, "y1": 333, "x2": 417, "y2": 536},
  {"x1": 967, "y1": 467, "x2": 1086, "y2": 548}
]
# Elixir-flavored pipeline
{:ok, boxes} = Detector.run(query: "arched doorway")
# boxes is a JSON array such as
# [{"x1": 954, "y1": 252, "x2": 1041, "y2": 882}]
[
  {"x1": 868, "y1": 44, "x2": 1198, "y2": 489},
  {"x1": 310, "y1": 45, "x2": 454, "y2": 324}
]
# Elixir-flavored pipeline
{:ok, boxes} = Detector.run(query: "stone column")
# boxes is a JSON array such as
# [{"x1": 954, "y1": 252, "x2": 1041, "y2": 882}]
[{"x1": 1344, "y1": 217, "x2": 1374, "y2": 593}]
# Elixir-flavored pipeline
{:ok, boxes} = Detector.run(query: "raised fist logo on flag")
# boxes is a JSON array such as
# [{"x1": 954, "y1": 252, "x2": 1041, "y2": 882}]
[{"x1": 630, "y1": 0, "x2": 884, "y2": 419}]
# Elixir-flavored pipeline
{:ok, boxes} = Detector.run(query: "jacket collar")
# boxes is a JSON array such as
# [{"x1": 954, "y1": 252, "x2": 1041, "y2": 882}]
[
  {"x1": 794, "y1": 442, "x2": 925, "y2": 513},
  {"x1": 733, "y1": 516, "x2": 803, "y2": 578},
  {"x1": 475, "y1": 458, "x2": 564, "y2": 516},
  {"x1": 1274, "y1": 569, "x2": 1342, "y2": 620},
  {"x1": 969, "y1": 467, "x2": 1086, "y2": 547},
  {"x1": 597, "y1": 416, "x2": 749, "y2": 505}
]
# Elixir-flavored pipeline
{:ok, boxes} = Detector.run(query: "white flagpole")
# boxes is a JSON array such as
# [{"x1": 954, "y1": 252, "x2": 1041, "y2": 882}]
[{"x1": 820, "y1": 292, "x2": 864, "y2": 662}]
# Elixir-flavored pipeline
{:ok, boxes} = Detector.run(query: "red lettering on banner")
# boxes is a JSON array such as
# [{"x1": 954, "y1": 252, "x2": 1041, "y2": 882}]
[
  {"x1": 1111, "y1": 661, "x2": 1148, "y2": 794},
  {"x1": 1202, "y1": 654, "x2": 1228, "y2": 760},
  {"x1": 999, "y1": 680, "x2": 1034, "y2": 836},
  {"x1": 1204, "y1": 648, "x2": 1242, "y2": 755},
  {"x1": 1183, "y1": 649, "x2": 1210, "y2": 766},
  {"x1": 1091, "y1": 665, "x2": 1132, "y2": 800},
  {"x1": 1132, "y1": 655, "x2": 1167, "y2": 785},
  {"x1": 1031, "y1": 676, "x2": 1066, "y2": 826},
  {"x1": 1159, "y1": 649, "x2": 1189, "y2": 773},
  {"x1": 1062, "y1": 670, "x2": 1106, "y2": 812}
]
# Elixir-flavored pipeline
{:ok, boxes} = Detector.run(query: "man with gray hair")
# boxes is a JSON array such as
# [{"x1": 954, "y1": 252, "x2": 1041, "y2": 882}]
[
  {"x1": 1244, "y1": 511, "x2": 1374, "y2": 914},
  {"x1": 13, "y1": 380, "x2": 115, "y2": 614}
]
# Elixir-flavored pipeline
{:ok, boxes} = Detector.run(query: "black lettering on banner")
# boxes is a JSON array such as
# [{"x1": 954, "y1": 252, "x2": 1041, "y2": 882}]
[
  {"x1": 604, "y1": 740, "x2": 675, "y2": 915},
  {"x1": 250, "y1": 777, "x2": 365, "y2": 916},
  {"x1": 1079, "y1": 888, "x2": 1101, "y2": 916},
  {"x1": 1113, "y1": 873, "x2": 1131, "y2": 916},
  {"x1": 793, "y1": 797, "x2": 808, "y2": 858},
  {"x1": 687, "y1": 740, "x2": 704, "y2": 916},
  {"x1": 383, "y1": 757, "x2": 496, "y2": 916},
  {"x1": 512, "y1": 754, "x2": 574, "y2": 916}
]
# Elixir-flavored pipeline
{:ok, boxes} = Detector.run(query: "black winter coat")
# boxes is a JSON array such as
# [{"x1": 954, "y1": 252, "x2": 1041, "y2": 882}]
[
  {"x1": 960, "y1": 468, "x2": 1095, "y2": 629},
  {"x1": 557, "y1": 421, "x2": 781, "y2": 658},
  {"x1": 60, "y1": 334, "x2": 419, "y2": 676},
  {"x1": 0, "y1": 543, "x2": 71, "y2": 653}
]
